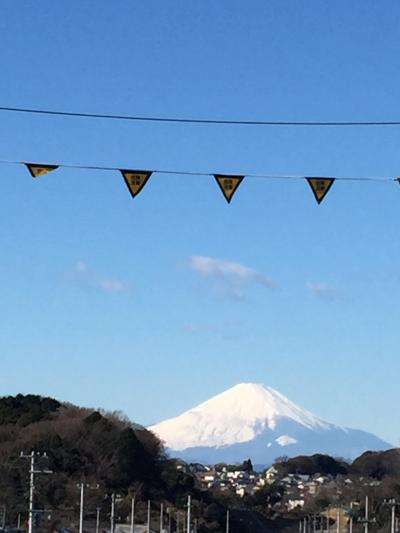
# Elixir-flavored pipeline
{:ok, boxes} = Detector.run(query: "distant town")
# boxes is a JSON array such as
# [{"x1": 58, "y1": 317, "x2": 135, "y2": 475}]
[
  {"x1": 175, "y1": 451, "x2": 400, "y2": 531},
  {"x1": 0, "y1": 394, "x2": 398, "y2": 533}
]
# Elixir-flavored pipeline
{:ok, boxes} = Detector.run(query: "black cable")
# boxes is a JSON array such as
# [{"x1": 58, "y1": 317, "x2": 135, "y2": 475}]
[{"x1": 1, "y1": 105, "x2": 400, "y2": 127}]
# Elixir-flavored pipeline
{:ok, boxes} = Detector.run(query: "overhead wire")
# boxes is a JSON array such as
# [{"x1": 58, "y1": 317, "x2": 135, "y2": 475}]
[
  {"x1": 0, "y1": 104, "x2": 399, "y2": 182},
  {"x1": 0, "y1": 105, "x2": 400, "y2": 127}
]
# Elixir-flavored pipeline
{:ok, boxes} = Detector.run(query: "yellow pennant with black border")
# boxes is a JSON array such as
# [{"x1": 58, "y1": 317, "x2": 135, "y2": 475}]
[
  {"x1": 214, "y1": 174, "x2": 244, "y2": 203},
  {"x1": 306, "y1": 177, "x2": 335, "y2": 204},
  {"x1": 26, "y1": 163, "x2": 59, "y2": 178},
  {"x1": 120, "y1": 170, "x2": 152, "y2": 198}
]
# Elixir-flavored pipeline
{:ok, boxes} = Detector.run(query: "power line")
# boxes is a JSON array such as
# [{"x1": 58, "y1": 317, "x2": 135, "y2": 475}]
[
  {"x1": 0, "y1": 158, "x2": 397, "y2": 182},
  {"x1": 1, "y1": 105, "x2": 400, "y2": 127}
]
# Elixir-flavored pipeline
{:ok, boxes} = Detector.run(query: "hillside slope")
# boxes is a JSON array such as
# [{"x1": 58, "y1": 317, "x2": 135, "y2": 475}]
[{"x1": 0, "y1": 394, "x2": 225, "y2": 533}]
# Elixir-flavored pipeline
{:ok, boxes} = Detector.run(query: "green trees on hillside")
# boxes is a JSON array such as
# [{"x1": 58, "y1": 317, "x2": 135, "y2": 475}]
[
  {"x1": 274, "y1": 454, "x2": 349, "y2": 476},
  {"x1": 0, "y1": 395, "x2": 227, "y2": 533},
  {"x1": 0, "y1": 394, "x2": 60, "y2": 426}
]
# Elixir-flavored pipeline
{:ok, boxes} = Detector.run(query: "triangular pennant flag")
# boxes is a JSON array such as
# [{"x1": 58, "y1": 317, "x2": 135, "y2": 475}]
[
  {"x1": 120, "y1": 170, "x2": 152, "y2": 198},
  {"x1": 214, "y1": 174, "x2": 244, "y2": 203},
  {"x1": 306, "y1": 177, "x2": 335, "y2": 204},
  {"x1": 26, "y1": 163, "x2": 59, "y2": 178}
]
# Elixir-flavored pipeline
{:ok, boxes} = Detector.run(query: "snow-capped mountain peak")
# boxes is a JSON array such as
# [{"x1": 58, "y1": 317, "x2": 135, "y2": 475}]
[
  {"x1": 149, "y1": 382, "x2": 391, "y2": 463},
  {"x1": 149, "y1": 382, "x2": 329, "y2": 450}
]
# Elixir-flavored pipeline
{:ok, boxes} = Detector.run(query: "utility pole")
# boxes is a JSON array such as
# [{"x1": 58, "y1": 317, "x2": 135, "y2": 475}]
[
  {"x1": 358, "y1": 496, "x2": 375, "y2": 533},
  {"x1": 28, "y1": 452, "x2": 35, "y2": 533},
  {"x1": 225, "y1": 509, "x2": 229, "y2": 533},
  {"x1": 147, "y1": 500, "x2": 150, "y2": 533},
  {"x1": 96, "y1": 507, "x2": 101, "y2": 533},
  {"x1": 186, "y1": 496, "x2": 191, "y2": 533},
  {"x1": 384, "y1": 498, "x2": 400, "y2": 533},
  {"x1": 110, "y1": 493, "x2": 115, "y2": 533},
  {"x1": 160, "y1": 503, "x2": 163, "y2": 533},
  {"x1": 349, "y1": 502, "x2": 353, "y2": 533},
  {"x1": 78, "y1": 483, "x2": 84, "y2": 533},
  {"x1": 167, "y1": 509, "x2": 171, "y2": 533},
  {"x1": 78, "y1": 483, "x2": 99, "y2": 533},
  {"x1": 130, "y1": 497, "x2": 135, "y2": 533},
  {"x1": 20, "y1": 451, "x2": 52, "y2": 533},
  {"x1": 336, "y1": 508, "x2": 340, "y2": 533}
]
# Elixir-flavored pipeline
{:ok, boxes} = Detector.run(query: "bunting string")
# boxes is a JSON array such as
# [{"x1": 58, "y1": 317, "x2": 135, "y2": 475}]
[
  {"x1": 0, "y1": 158, "x2": 396, "y2": 181},
  {"x1": 0, "y1": 158, "x2": 398, "y2": 204},
  {"x1": 2, "y1": 104, "x2": 399, "y2": 204}
]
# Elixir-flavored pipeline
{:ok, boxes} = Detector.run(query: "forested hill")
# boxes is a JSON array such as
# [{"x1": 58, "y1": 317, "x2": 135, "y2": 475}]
[
  {"x1": 273, "y1": 449, "x2": 400, "y2": 479},
  {"x1": 0, "y1": 393, "x2": 162, "y2": 489},
  {"x1": 0, "y1": 394, "x2": 226, "y2": 532}
]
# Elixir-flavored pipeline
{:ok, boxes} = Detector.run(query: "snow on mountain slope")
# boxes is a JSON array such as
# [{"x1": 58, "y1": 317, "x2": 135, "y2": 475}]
[
  {"x1": 275, "y1": 435, "x2": 298, "y2": 446},
  {"x1": 149, "y1": 383, "x2": 391, "y2": 464},
  {"x1": 149, "y1": 383, "x2": 331, "y2": 450}
]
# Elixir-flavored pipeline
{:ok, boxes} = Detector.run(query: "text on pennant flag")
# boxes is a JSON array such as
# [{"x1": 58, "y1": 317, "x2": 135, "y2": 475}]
[
  {"x1": 214, "y1": 174, "x2": 244, "y2": 203},
  {"x1": 306, "y1": 178, "x2": 335, "y2": 204},
  {"x1": 120, "y1": 170, "x2": 152, "y2": 198},
  {"x1": 25, "y1": 163, "x2": 59, "y2": 178}
]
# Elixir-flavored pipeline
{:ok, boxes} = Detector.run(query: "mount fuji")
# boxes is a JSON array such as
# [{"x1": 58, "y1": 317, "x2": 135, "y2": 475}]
[{"x1": 149, "y1": 383, "x2": 391, "y2": 464}]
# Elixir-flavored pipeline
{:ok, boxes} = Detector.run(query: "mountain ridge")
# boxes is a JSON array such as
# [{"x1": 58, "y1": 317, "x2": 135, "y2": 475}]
[{"x1": 149, "y1": 382, "x2": 391, "y2": 464}]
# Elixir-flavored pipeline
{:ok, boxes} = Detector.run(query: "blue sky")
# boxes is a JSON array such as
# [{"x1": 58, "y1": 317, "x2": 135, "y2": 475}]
[{"x1": 0, "y1": 1, "x2": 399, "y2": 445}]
